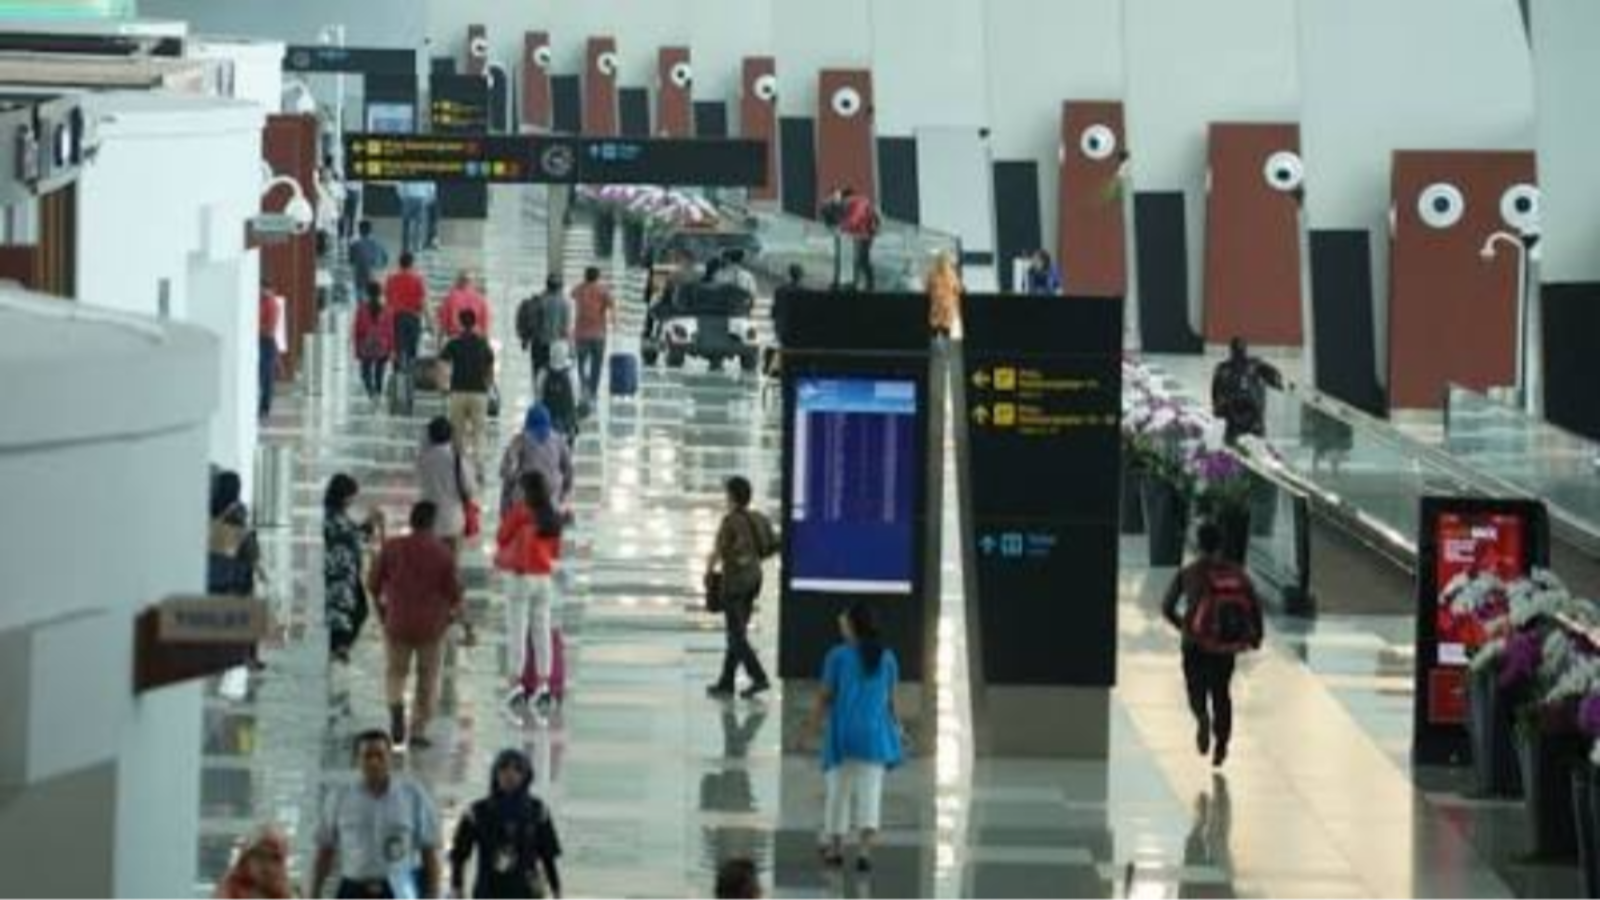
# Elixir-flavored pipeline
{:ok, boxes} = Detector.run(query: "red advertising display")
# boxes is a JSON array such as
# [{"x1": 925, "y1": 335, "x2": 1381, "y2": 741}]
[
  {"x1": 1433, "y1": 511, "x2": 1527, "y2": 667},
  {"x1": 1412, "y1": 497, "x2": 1547, "y2": 765}
]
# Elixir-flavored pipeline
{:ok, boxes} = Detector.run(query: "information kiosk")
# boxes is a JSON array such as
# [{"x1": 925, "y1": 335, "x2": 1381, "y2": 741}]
[{"x1": 777, "y1": 291, "x2": 944, "y2": 751}]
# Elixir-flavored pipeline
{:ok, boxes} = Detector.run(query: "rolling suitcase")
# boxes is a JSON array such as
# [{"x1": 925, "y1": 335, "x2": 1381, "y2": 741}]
[
  {"x1": 521, "y1": 628, "x2": 567, "y2": 700},
  {"x1": 609, "y1": 353, "x2": 640, "y2": 397}
]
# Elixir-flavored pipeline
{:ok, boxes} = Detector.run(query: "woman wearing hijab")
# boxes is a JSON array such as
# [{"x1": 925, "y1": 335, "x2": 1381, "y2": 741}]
[
  {"x1": 449, "y1": 750, "x2": 564, "y2": 899},
  {"x1": 498, "y1": 404, "x2": 574, "y2": 515},
  {"x1": 214, "y1": 827, "x2": 293, "y2": 899},
  {"x1": 926, "y1": 251, "x2": 963, "y2": 340}
]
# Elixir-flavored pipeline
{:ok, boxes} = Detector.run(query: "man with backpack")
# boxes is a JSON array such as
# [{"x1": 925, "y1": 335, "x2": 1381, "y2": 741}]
[
  {"x1": 706, "y1": 476, "x2": 781, "y2": 700},
  {"x1": 1211, "y1": 337, "x2": 1283, "y2": 445},
  {"x1": 1162, "y1": 521, "x2": 1263, "y2": 768},
  {"x1": 518, "y1": 274, "x2": 572, "y2": 395}
]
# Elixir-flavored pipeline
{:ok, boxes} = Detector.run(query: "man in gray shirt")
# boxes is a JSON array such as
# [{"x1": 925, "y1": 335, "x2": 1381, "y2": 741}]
[
  {"x1": 311, "y1": 730, "x2": 442, "y2": 898},
  {"x1": 517, "y1": 274, "x2": 575, "y2": 394}
]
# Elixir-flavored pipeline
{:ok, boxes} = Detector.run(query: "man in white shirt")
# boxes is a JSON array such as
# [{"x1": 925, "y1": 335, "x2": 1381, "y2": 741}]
[{"x1": 311, "y1": 730, "x2": 442, "y2": 898}]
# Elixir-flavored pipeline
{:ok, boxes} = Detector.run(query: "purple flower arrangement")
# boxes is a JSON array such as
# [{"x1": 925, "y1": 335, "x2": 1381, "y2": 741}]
[{"x1": 1500, "y1": 629, "x2": 1543, "y2": 690}]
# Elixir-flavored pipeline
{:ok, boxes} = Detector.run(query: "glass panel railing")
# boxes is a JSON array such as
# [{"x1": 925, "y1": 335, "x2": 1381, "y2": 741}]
[
  {"x1": 746, "y1": 208, "x2": 960, "y2": 292},
  {"x1": 1445, "y1": 386, "x2": 1600, "y2": 539}
]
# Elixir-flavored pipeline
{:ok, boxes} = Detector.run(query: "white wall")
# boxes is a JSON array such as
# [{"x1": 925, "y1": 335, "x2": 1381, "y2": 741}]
[
  {"x1": 75, "y1": 93, "x2": 267, "y2": 490},
  {"x1": 1124, "y1": 0, "x2": 1300, "y2": 327},
  {"x1": 870, "y1": 0, "x2": 989, "y2": 135},
  {"x1": 1530, "y1": 0, "x2": 1600, "y2": 283},
  {"x1": 981, "y1": 0, "x2": 1124, "y2": 256},
  {"x1": 772, "y1": 0, "x2": 872, "y2": 117},
  {"x1": 1298, "y1": 0, "x2": 1535, "y2": 374},
  {"x1": 687, "y1": 0, "x2": 774, "y2": 107}
]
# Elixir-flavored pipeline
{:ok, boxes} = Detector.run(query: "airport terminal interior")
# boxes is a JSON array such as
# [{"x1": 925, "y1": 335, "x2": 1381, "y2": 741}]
[{"x1": 7, "y1": 0, "x2": 1600, "y2": 897}]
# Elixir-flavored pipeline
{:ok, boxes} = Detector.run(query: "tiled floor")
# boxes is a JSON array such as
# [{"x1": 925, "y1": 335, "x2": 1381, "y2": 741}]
[{"x1": 196, "y1": 187, "x2": 1575, "y2": 898}]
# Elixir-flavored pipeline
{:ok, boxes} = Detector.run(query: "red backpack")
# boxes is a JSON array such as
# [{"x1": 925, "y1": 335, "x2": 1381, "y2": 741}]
[{"x1": 1187, "y1": 564, "x2": 1258, "y2": 653}]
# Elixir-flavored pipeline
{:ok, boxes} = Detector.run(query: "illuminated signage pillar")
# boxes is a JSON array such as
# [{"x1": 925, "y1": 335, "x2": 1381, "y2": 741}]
[{"x1": 957, "y1": 296, "x2": 1124, "y2": 758}]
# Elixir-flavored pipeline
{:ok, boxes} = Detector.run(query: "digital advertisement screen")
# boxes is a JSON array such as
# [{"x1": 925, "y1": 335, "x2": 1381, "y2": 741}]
[
  {"x1": 789, "y1": 378, "x2": 919, "y2": 595},
  {"x1": 1433, "y1": 511, "x2": 1529, "y2": 666}
]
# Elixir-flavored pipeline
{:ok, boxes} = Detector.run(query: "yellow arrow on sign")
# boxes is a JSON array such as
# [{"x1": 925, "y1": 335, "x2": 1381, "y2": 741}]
[
  {"x1": 972, "y1": 371, "x2": 992, "y2": 389},
  {"x1": 972, "y1": 406, "x2": 991, "y2": 426}
]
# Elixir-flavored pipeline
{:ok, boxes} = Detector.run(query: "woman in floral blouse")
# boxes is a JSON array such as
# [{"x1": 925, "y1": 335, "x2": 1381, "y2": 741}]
[{"x1": 323, "y1": 473, "x2": 383, "y2": 664}]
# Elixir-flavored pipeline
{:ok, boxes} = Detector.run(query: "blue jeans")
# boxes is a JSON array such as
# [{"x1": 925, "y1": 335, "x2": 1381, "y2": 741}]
[
  {"x1": 577, "y1": 338, "x2": 606, "y2": 400},
  {"x1": 258, "y1": 337, "x2": 278, "y2": 419}
]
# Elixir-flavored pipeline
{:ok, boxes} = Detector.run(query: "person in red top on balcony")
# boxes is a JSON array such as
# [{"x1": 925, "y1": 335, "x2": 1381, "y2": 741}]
[
  {"x1": 440, "y1": 270, "x2": 491, "y2": 340},
  {"x1": 495, "y1": 470, "x2": 565, "y2": 714},
  {"x1": 385, "y1": 252, "x2": 428, "y2": 372},
  {"x1": 258, "y1": 286, "x2": 285, "y2": 420},
  {"x1": 838, "y1": 187, "x2": 881, "y2": 292},
  {"x1": 352, "y1": 282, "x2": 396, "y2": 402}
]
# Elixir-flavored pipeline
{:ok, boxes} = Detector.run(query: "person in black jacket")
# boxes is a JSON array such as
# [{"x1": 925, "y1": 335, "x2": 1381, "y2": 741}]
[
  {"x1": 1210, "y1": 337, "x2": 1283, "y2": 444},
  {"x1": 450, "y1": 749, "x2": 563, "y2": 898}
]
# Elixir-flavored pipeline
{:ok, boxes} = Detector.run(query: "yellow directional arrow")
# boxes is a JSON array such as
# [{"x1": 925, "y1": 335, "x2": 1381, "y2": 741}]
[
  {"x1": 972, "y1": 371, "x2": 993, "y2": 389},
  {"x1": 972, "y1": 406, "x2": 991, "y2": 426}
]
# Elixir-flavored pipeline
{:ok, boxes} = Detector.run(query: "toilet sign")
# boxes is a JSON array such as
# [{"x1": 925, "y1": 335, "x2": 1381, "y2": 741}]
[{"x1": 135, "y1": 596, "x2": 268, "y2": 694}]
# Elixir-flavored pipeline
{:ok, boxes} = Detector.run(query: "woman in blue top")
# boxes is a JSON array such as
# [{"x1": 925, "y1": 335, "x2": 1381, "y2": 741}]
[{"x1": 808, "y1": 603, "x2": 903, "y2": 872}]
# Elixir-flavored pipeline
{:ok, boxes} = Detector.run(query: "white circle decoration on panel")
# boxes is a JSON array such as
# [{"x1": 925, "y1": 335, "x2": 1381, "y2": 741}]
[
  {"x1": 1499, "y1": 183, "x2": 1540, "y2": 235},
  {"x1": 1080, "y1": 124, "x2": 1117, "y2": 161},
  {"x1": 1417, "y1": 182, "x2": 1466, "y2": 229},
  {"x1": 830, "y1": 86, "x2": 864, "y2": 119},
  {"x1": 1263, "y1": 151, "x2": 1305, "y2": 193},
  {"x1": 469, "y1": 36, "x2": 489, "y2": 59},
  {"x1": 596, "y1": 51, "x2": 619, "y2": 76},
  {"x1": 753, "y1": 74, "x2": 778, "y2": 103},
  {"x1": 669, "y1": 61, "x2": 693, "y2": 89},
  {"x1": 532, "y1": 45, "x2": 552, "y2": 69}
]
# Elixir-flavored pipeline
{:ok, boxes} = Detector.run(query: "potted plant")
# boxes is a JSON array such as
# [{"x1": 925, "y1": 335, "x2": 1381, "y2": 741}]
[
  {"x1": 1191, "y1": 446, "x2": 1252, "y2": 564},
  {"x1": 1447, "y1": 572, "x2": 1523, "y2": 798}
]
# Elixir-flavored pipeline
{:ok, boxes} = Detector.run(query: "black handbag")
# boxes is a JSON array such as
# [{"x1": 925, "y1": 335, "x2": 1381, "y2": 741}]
[{"x1": 703, "y1": 571, "x2": 726, "y2": 614}]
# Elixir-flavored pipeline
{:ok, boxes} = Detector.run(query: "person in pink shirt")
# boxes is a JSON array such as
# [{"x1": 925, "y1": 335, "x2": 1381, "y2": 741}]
[
  {"x1": 439, "y1": 270, "x2": 491, "y2": 340},
  {"x1": 352, "y1": 282, "x2": 396, "y2": 401}
]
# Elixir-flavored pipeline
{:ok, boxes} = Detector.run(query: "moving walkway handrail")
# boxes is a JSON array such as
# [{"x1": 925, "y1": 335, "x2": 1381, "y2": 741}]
[{"x1": 1444, "y1": 384, "x2": 1600, "y2": 558}]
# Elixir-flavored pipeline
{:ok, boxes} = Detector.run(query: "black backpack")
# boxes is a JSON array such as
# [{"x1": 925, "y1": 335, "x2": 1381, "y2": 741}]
[{"x1": 516, "y1": 295, "x2": 545, "y2": 346}]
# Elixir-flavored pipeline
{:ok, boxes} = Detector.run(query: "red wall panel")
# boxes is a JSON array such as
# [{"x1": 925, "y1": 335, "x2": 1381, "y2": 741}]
[
  {"x1": 1203, "y1": 122, "x2": 1303, "y2": 345},
  {"x1": 464, "y1": 24, "x2": 488, "y2": 77},
  {"x1": 261, "y1": 114, "x2": 318, "y2": 379},
  {"x1": 741, "y1": 57, "x2": 778, "y2": 202},
  {"x1": 816, "y1": 69, "x2": 875, "y2": 212},
  {"x1": 522, "y1": 31, "x2": 552, "y2": 131},
  {"x1": 1058, "y1": 101, "x2": 1126, "y2": 298},
  {"x1": 584, "y1": 36, "x2": 619, "y2": 137},
  {"x1": 1388, "y1": 150, "x2": 1536, "y2": 410},
  {"x1": 657, "y1": 46, "x2": 692, "y2": 138}
]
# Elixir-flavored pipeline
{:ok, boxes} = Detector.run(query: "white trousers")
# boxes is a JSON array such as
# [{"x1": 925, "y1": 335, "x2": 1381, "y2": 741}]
[
  {"x1": 823, "y1": 761, "x2": 886, "y2": 838},
  {"x1": 505, "y1": 573, "x2": 555, "y2": 682}
]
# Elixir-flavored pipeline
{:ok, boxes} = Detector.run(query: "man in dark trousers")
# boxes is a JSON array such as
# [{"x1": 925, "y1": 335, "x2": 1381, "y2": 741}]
[
  {"x1": 441, "y1": 309, "x2": 496, "y2": 463},
  {"x1": 1210, "y1": 337, "x2": 1283, "y2": 444},
  {"x1": 839, "y1": 188, "x2": 881, "y2": 292},
  {"x1": 1162, "y1": 522, "x2": 1263, "y2": 768}
]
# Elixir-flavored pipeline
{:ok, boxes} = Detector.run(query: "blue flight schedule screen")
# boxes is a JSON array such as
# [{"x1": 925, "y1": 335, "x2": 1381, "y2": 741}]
[{"x1": 789, "y1": 378, "x2": 919, "y2": 594}]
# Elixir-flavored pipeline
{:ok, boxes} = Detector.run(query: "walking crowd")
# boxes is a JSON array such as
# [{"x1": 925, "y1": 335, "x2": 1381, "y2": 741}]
[{"x1": 219, "y1": 219, "x2": 879, "y2": 899}]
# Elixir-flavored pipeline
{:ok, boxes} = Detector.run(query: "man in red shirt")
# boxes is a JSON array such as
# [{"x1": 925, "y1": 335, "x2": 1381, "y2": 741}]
[
  {"x1": 571, "y1": 266, "x2": 615, "y2": 403},
  {"x1": 258, "y1": 287, "x2": 285, "y2": 420},
  {"x1": 368, "y1": 501, "x2": 466, "y2": 749},
  {"x1": 385, "y1": 252, "x2": 428, "y2": 372},
  {"x1": 839, "y1": 187, "x2": 881, "y2": 292},
  {"x1": 439, "y1": 270, "x2": 491, "y2": 340}
]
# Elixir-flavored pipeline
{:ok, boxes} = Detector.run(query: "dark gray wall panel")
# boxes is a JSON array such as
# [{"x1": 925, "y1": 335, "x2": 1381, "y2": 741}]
[
  {"x1": 877, "y1": 136, "x2": 920, "y2": 225},
  {"x1": 780, "y1": 116, "x2": 817, "y2": 219},
  {"x1": 550, "y1": 74, "x2": 582, "y2": 134},
  {"x1": 1133, "y1": 191, "x2": 1202, "y2": 354},
  {"x1": 694, "y1": 100, "x2": 729, "y2": 138},
  {"x1": 619, "y1": 87, "x2": 651, "y2": 137},
  {"x1": 1308, "y1": 229, "x2": 1386, "y2": 416},
  {"x1": 991, "y1": 160, "x2": 1042, "y2": 293},
  {"x1": 1542, "y1": 282, "x2": 1600, "y2": 440}
]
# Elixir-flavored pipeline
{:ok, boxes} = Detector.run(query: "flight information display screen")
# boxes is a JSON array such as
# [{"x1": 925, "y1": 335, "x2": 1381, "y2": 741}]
[{"x1": 788, "y1": 378, "x2": 919, "y2": 595}]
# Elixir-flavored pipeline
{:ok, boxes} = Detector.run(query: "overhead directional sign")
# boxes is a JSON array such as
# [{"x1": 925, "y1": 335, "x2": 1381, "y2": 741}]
[
  {"x1": 343, "y1": 132, "x2": 769, "y2": 187},
  {"x1": 284, "y1": 45, "x2": 417, "y2": 76},
  {"x1": 345, "y1": 133, "x2": 579, "y2": 184}
]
